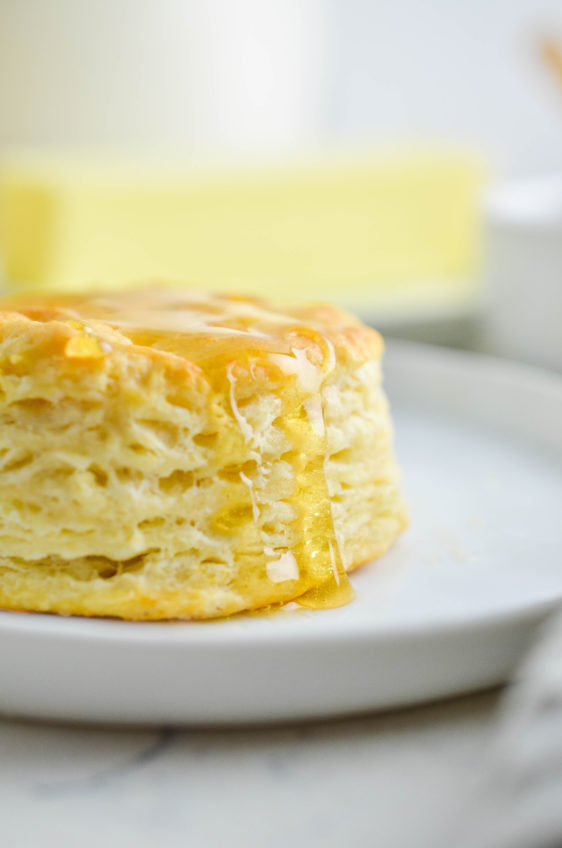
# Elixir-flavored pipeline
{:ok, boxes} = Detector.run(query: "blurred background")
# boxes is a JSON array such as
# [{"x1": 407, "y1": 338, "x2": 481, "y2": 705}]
[{"x1": 0, "y1": 0, "x2": 561, "y2": 366}]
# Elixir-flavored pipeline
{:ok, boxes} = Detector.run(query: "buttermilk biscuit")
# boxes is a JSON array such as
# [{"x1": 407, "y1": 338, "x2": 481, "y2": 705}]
[{"x1": 0, "y1": 289, "x2": 407, "y2": 619}]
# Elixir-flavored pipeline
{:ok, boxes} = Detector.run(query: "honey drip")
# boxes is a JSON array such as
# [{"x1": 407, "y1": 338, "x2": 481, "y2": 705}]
[{"x1": 281, "y1": 401, "x2": 353, "y2": 609}]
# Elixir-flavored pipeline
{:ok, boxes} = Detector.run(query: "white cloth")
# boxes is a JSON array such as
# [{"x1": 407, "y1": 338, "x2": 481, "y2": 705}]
[{"x1": 458, "y1": 609, "x2": 562, "y2": 848}]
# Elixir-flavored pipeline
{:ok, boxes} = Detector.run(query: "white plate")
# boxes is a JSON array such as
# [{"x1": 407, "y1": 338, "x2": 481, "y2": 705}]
[{"x1": 1, "y1": 343, "x2": 561, "y2": 726}]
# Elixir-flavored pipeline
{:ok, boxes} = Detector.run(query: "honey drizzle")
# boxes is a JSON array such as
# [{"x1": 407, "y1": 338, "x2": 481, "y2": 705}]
[{"x1": 281, "y1": 398, "x2": 354, "y2": 609}]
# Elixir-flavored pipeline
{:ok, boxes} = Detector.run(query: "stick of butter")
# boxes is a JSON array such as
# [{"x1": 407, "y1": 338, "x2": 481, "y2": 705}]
[{"x1": 0, "y1": 150, "x2": 483, "y2": 304}]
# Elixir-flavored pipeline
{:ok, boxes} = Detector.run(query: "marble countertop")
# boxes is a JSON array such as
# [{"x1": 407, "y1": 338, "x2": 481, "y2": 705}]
[{"x1": 0, "y1": 690, "x2": 501, "y2": 848}]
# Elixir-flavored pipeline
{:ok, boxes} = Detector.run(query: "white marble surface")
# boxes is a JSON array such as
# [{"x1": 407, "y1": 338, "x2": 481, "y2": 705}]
[{"x1": 0, "y1": 691, "x2": 502, "y2": 848}]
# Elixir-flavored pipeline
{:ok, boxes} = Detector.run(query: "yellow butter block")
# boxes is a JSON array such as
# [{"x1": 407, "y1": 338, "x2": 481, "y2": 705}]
[{"x1": 0, "y1": 151, "x2": 483, "y2": 302}]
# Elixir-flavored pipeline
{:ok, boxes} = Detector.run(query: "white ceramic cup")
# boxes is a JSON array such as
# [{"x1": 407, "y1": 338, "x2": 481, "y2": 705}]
[
  {"x1": 0, "y1": 0, "x2": 329, "y2": 155},
  {"x1": 483, "y1": 176, "x2": 562, "y2": 372}
]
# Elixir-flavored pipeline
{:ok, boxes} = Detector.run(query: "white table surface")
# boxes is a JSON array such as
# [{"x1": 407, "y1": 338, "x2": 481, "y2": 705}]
[{"x1": 0, "y1": 690, "x2": 502, "y2": 848}]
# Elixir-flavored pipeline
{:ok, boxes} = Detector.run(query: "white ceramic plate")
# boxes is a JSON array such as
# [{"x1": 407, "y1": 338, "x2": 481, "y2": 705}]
[{"x1": 1, "y1": 343, "x2": 561, "y2": 726}]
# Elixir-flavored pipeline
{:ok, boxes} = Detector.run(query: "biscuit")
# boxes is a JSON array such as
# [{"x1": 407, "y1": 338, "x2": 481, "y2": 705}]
[{"x1": 0, "y1": 289, "x2": 407, "y2": 619}]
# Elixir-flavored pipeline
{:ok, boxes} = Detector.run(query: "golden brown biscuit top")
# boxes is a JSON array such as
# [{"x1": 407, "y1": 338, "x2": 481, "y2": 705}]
[{"x1": 0, "y1": 288, "x2": 381, "y2": 378}]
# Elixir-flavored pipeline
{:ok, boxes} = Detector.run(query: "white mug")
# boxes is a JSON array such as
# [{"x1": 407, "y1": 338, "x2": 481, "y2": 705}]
[
  {"x1": 0, "y1": 0, "x2": 329, "y2": 155},
  {"x1": 483, "y1": 176, "x2": 562, "y2": 373}
]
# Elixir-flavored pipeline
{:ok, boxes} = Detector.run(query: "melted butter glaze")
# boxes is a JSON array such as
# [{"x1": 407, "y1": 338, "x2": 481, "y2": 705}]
[{"x1": 12, "y1": 289, "x2": 354, "y2": 610}]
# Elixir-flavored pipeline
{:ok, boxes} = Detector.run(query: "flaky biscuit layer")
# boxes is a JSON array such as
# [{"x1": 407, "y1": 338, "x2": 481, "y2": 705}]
[{"x1": 0, "y1": 289, "x2": 407, "y2": 619}]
